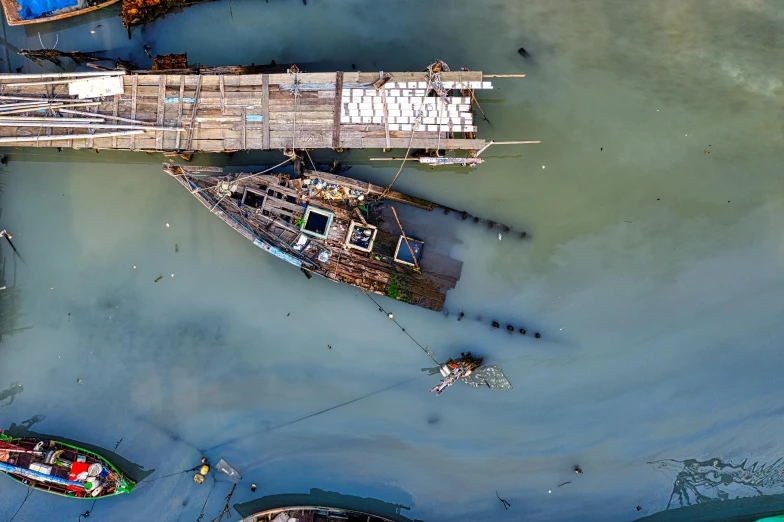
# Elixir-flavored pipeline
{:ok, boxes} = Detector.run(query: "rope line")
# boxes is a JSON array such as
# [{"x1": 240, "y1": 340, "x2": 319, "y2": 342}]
[
  {"x1": 361, "y1": 289, "x2": 440, "y2": 366},
  {"x1": 9, "y1": 485, "x2": 33, "y2": 522},
  {"x1": 382, "y1": 68, "x2": 435, "y2": 198}
]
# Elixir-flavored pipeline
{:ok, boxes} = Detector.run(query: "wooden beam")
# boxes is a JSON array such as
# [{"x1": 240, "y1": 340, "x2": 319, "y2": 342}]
[
  {"x1": 156, "y1": 75, "x2": 165, "y2": 149},
  {"x1": 130, "y1": 75, "x2": 138, "y2": 150},
  {"x1": 241, "y1": 108, "x2": 246, "y2": 150},
  {"x1": 219, "y1": 75, "x2": 225, "y2": 115},
  {"x1": 112, "y1": 94, "x2": 119, "y2": 148},
  {"x1": 390, "y1": 206, "x2": 420, "y2": 273},
  {"x1": 185, "y1": 74, "x2": 203, "y2": 151},
  {"x1": 175, "y1": 76, "x2": 184, "y2": 150},
  {"x1": 0, "y1": 130, "x2": 145, "y2": 144},
  {"x1": 331, "y1": 71, "x2": 343, "y2": 149},
  {"x1": 261, "y1": 74, "x2": 269, "y2": 150}
]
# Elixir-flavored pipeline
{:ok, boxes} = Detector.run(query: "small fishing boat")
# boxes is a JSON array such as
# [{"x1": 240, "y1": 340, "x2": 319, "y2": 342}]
[
  {"x1": 427, "y1": 352, "x2": 513, "y2": 396},
  {"x1": 165, "y1": 164, "x2": 523, "y2": 312},
  {"x1": 0, "y1": 0, "x2": 119, "y2": 26},
  {"x1": 0, "y1": 431, "x2": 135, "y2": 498},
  {"x1": 241, "y1": 506, "x2": 401, "y2": 522}
]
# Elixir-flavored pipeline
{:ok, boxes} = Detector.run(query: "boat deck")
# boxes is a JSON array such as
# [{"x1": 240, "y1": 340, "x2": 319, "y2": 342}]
[
  {"x1": 166, "y1": 165, "x2": 467, "y2": 311},
  {"x1": 0, "y1": 67, "x2": 490, "y2": 154}
]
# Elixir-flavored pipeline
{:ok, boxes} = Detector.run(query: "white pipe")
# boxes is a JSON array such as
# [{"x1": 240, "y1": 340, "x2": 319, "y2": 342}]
[
  {"x1": 0, "y1": 122, "x2": 183, "y2": 131},
  {"x1": 0, "y1": 130, "x2": 144, "y2": 144},
  {"x1": 0, "y1": 71, "x2": 126, "y2": 80}
]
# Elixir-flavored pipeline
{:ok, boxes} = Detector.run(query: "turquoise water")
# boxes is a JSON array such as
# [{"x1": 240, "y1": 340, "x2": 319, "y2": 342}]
[{"x1": 0, "y1": 1, "x2": 783, "y2": 521}]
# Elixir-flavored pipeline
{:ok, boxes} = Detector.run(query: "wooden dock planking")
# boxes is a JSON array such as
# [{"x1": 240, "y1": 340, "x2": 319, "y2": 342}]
[{"x1": 0, "y1": 68, "x2": 495, "y2": 153}]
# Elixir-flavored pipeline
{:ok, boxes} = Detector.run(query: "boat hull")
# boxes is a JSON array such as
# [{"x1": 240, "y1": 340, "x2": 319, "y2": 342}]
[
  {"x1": 0, "y1": 0, "x2": 120, "y2": 26},
  {"x1": 0, "y1": 434, "x2": 135, "y2": 499}
]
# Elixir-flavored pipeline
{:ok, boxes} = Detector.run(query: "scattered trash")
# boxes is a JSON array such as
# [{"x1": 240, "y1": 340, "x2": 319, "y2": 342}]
[
  {"x1": 250, "y1": 483, "x2": 257, "y2": 492},
  {"x1": 174, "y1": 244, "x2": 179, "y2": 253},
  {"x1": 387, "y1": 313, "x2": 394, "y2": 320},
  {"x1": 327, "y1": 344, "x2": 332, "y2": 349},
  {"x1": 215, "y1": 459, "x2": 242, "y2": 482},
  {"x1": 166, "y1": 223, "x2": 170, "y2": 228},
  {"x1": 498, "y1": 233, "x2": 503, "y2": 241},
  {"x1": 574, "y1": 465, "x2": 583, "y2": 474},
  {"x1": 193, "y1": 473, "x2": 204, "y2": 484},
  {"x1": 542, "y1": 165, "x2": 546, "y2": 169},
  {"x1": 636, "y1": 506, "x2": 642, "y2": 511},
  {"x1": 287, "y1": 313, "x2": 290, "y2": 317},
  {"x1": 496, "y1": 491, "x2": 511, "y2": 510},
  {"x1": 704, "y1": 150, "x2": 710, "y2": 155},
  {"x1": 133, "y1": 265, "x2": 137, "y2": 269},
  {"x1": 558, "y1": 481, "x2": 571, "y2": 487},
  {"x1": 76, "y1": 378, "x2": 84, "y2": 385},
  {"x1": 548, "y1": 490, "x2": 552, "y2": 494},
  {"x1": 90, "y1": 24, "x2": 101, "y2": 34},
  {"x1": 154, "y1": 276, "x2": 163, "y2": 283},
  {"x1": 143, "y1": 45, "x2": 152, "y2": 58},
  {"x1": 170, "y1": 273, "x2": 175, "y2": 278},
  {"x1": 535, "y1": 332, "x2": 541, "y2": 339}
]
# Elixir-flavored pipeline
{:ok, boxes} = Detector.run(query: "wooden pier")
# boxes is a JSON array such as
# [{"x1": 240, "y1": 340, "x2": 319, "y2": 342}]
[{"x1": 0, "y1": 63, "x2": 513, "y2": 157}]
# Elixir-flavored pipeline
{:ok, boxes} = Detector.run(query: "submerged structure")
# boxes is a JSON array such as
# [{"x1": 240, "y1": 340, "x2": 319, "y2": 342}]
[
  {"x1": 0, "y1": 431, "x2": 136, "y2": 498},
  {"x1": 165, "y1": 164, "x2": 521, "y2": 312},
  {"x1": 121, "y1": 0, "x2": 216, "y2": 37},
  {"x1": 0, "y1": 61, "x2": 534, "y2": 160},
  {"x1": 0, "y1": 0, "x2": 119, "y2": 26},
  {"x1": 427, "y1": 352, "x2": 513, "y2": 396}
]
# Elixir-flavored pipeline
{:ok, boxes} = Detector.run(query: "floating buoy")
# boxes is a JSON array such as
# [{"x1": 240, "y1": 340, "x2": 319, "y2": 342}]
[
  {"x1": 193, "y1": 473, "x2": 205, "y2": 484},
  {"x1": 506, "y1": 325, "x2": 514, "y2": 332},
  {"x1": 387, "y1": 313, "x2": 394, "y2": 320},
  {"x1": 492, "y1": 321, "x2": 500, "y2": 329},
  {"x1": 520, "y1": 328, "x2": 526, "y2": 335},
  {"x1": 200, "y1": 464, "x2": 210, "y2": 475},
  {"x1": 251, "y1": 483, "x2": 257, "y2": 492},
  {"x1": 535, "y1": 332, "x2": 541, "y2": 339}
]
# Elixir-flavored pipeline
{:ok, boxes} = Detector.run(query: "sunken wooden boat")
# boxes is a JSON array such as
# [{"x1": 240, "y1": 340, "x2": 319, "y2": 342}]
[
  {"x1": 121, "y1": 0, "x2": 216, "y2": 37},
  {"x1": 0, "y1": 0, "x2": 119, "y2": 26},
  {"x1": 0, "y1": 431, "x2": 135, "y2": 498},
  {"x1": 165, "y1": 164, "x2": 521, "y2": 312},
  {"x1": 241, "y1": 506, "x2": 401, "y2": 522}
]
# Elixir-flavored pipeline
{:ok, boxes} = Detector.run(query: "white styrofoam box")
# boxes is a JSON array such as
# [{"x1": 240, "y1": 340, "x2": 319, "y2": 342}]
[
  {"x1": 364, "y1": 90, "x2": 377, "y2": 97},
  {"x1": 340, "y1": 116, "x2": 350, "y2": 123},
  {"x1": 424, "y1": 125, "x2": 438, "y2": 132},
  {"x1": 360, "y1": 116, "x2": 372, "y2": 124},
  {"x1": 358, "y1": 102, "x2": 374, "y2": 110},
  {"x1": 388, "y1": 124, "x2": 399, "y2": 131},
  {"x1": 388, "y1": 89, "x2": 400, "y2": 97},
  {"x1": 384, "y1": 82, "x2": 397, "y2": 89},
  {"x1": 413, "y1": 90, "x2": 426, "y2": 96},
  {"x1": 69, "y1": 76, "x2": 123, "y2": 99},
  {"x1": 480, "y1": 82, "x2": 493, "y2": 89},
  {"x1": 359, "y1": 110, "x2": 374, "y2": 117},
  {"x1": 347, "y1": 116, "x2": 359, "y2": 123},
  {"x1": 423, "y1": 117, "x2": 435, "y2": 124},
  {"x1": 30, "y1": 463, "x2": 53, "y2": 475},
  {"x1": 400, "y1": 124, "x2": 413, "y2": 131},
  {"x1": 457, "y1": 104, "x2": 471, "y2": 111},
  {"x1": 388, "y1": 110, "x2": 401, "y2": 117},
  {"x1": 399, "y1": 90, "x2": 413, "y2": 97},
  {"x1": 401, "y1": 109, "x2": 415, "y2": 117}
]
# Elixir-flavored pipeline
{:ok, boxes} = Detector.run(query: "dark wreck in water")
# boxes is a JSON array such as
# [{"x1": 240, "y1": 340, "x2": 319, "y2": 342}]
[
  {"x1": 164, "y1": 164, "x2": 523, "y2": 312},
  {"x1": 121, "y1": 0, "x2": 217, "y2": 37}
]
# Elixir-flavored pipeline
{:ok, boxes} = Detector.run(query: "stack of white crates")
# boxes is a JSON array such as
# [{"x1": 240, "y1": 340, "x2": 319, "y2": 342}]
[{"x1": 340, "y1": 80, "x2": 492, "y2": 133}]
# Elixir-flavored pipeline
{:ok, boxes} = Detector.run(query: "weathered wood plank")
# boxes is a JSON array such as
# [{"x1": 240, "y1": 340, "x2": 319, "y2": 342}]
[
  {"x1": 156, "y1": 75, "x2": 165, "y2": 149},
  {"x1": 130, "y1": 75, "x2": 138, "y2": 150},
  {"x1": 331, "y1": 71, "x2": 343, "y2": 149},
  {"x1": 262, "y1": 74, "x2": 270, "y2": 150}
]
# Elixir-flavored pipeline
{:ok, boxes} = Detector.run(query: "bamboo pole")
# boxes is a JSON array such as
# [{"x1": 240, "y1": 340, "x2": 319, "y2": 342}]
[
  {"x1": 0, "y1": 122, "x2": 183, "y2": 131},
  {"x1": 475, "y1": 140, "x2": 542, "y2": 157},
  {"x1": 56, "y1": 108, "x2": 156, "y2": 125},
  {"x1": 0, "y1": 102, "x2": 100, "y2": 115},
  {"x1": 0, "y1": 130, "x2": 144, "y2": 144},
  {"x1": 2, "y1": 78, "x2": 119, "y2": 87},
  {"x1": 0, "y1": 71, "x2": 125, "y2": 80},
  {"x1": 483, "y1": 74, "x2": 526, "y2": 78},
  {"x1": 0, "y1": 116, "x2": 105, "y2": 122},
  {"x1": 390, "y1": 206, "x2": 420, "y2": 273}
]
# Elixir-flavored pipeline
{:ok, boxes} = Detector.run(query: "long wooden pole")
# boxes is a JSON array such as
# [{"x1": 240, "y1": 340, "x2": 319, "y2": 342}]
[
  {"x1": 390, "y1": 206, "x2": 420, "y2": 273},
  {"x1": 0, "y1": 116, "x2": 105, "y2": 122},
  {"x1": 0, "y1": 130, "x2": 144, "y2": 144},
  {"x1": 0, "y1": 122, "x2": 183, "y2": 131},
  {"x1": 185, "y1": 74, "x2": 203, "y2": 151},
  {"x1": 0, "y1": 101, "x2": 100, "y2": 116},
  {"x1": 0, "y1": 71, "x2": 125, "y2": 80},
  {"x1": 483, "y1": 74, "x2": 526, "y2": 78},
  {"x1": 57, "y1": 108, "x2": 155, "y2": 125}
]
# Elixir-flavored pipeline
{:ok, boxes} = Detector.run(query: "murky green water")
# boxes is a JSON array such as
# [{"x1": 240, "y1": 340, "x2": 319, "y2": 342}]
[{"x1": 0, "y1": 1, "x2": 783, "y2": 520}]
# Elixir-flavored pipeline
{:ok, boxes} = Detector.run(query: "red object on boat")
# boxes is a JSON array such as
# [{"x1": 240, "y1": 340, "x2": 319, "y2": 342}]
[{"x1": 67, "y1": 462, "x2": 89, "y2": 491}]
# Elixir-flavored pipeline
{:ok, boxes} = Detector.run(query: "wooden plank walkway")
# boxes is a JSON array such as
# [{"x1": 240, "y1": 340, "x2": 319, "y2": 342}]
[{"x1": 0, "y1": 68, "x2": 492, "y2": 154}]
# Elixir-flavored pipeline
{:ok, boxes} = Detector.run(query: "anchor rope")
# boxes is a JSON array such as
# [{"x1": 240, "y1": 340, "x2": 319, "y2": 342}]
[
  {"x1": 361, "y1": 289, "x2": 440, "y2": 366},
  {"x1": 9, "y1": 485, "x2": 33, "y2": 522}
]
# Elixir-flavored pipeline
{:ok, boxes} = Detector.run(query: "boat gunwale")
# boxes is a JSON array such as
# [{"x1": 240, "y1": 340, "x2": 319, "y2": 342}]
[
  {"x1": 0, "y1": 434, "x2": 135, "y2": 498},
  {"x1": 0, "y1": 0, "x2": 120, "y2": 26}
]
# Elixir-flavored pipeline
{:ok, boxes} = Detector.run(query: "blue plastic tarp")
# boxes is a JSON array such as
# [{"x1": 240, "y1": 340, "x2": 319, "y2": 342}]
[{"x1": 18, "y1": 0, "x2": 79, "y2": 20}]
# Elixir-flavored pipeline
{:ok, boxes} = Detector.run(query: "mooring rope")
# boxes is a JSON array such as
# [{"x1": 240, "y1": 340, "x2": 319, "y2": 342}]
[
  {"x1": 381, "y1": 68, "x2": 435, "y2": 198},
  {"x1": 361, "y1": 289, "x2": 440, "y2": 366},
  {"x1": 9, "y1": 485, "x2": 33, "y2": 522}
]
